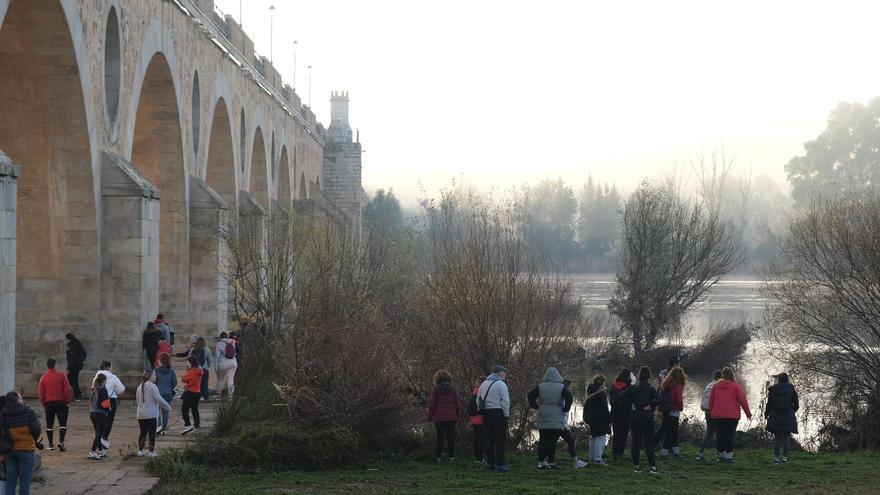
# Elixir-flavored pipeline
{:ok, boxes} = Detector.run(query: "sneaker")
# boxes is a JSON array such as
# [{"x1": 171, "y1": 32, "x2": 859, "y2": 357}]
[
  {"x1": 774, "y1": 458, "x2": 780, "y2": 464},
  {"x1": 574, "y1": 458, "x2": 588, "y2": 469},
  {"x1": 649, "y1": 467, "x2": 662, "y2": 475},
  {"x1": 156, "y1": 425, "x2": 164, "y2": 435},
  {"x1": 782, "y1": 457, "x2": 789, "y2": 464},
  {"x1": 537, "y1": 460, "x2": 548, "y2": 469},
  {"x1": 88, "y1": 452, "x2": 101, "y2": 460},
  {"x1": 100, "y1": 438, "x2": 110, "y2": 449},
  {"x1": 147, "y1": 451, "x2": 159, "y2": 458},
  {"x1": 181, "y1": 426, "x2": 194, "y2": 435},
  {"x1": 47, "y1": 444, "x2": 55, "y2": 451},
  {"x1": 696, "y1": 453, "x2": 705, "y2": 461},
  {"x1": 98, "y1": 450, "x2": 108, "y2": 458},
  {"x1": 495, "y1": 464, "x2": 511, "y2": 473},
  {"x1": 136, "y1": 450, "x2": 144, "y2": 457},
  {"x1": 633, "y1": 467, "x2": 641, "y2": 473},
  {"x1": 58, "y1": 443, "x2": 66, "y2": 452}
]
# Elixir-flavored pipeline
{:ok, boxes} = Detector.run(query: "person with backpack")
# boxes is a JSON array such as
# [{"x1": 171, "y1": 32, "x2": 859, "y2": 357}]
[
  {"x1": 153, "y1": 314, "x2": 174, "y2": 346},
  {"x1": 142, "y1": 322, "x2": 162, "y2": 369},
  {"x1": 180, "y1": 356, "x2": 204, "y2": 434},
  {"x1": 621, "y1": 366, "x2": 662, "y2": 475},
  {"x1": 765, "y1": 372, "x2": 799, "y2": 464},
  {"x1": 215, "y1": 332, "x2": 238, "y2": 399},
  {"x1": 0, "y1": 391, "x2": 42, "y2": 494},
  {"x1": 527, "y1": 367, "x2": 572, "y2": 469},
  {"x1": 584, "y1": 374, "x2": 612, "y2": 465},
  {"x1": 154, "y1": 353, "x2": 177, "y2": 435},
  {"x1": 709, "y1": 367, "x2": 752, "y2": 464},
  {"x1": 88, "y1": 373, "x2": 111, "y2": 460},
  {"x1": 468, "y1": 377, "x2": 485, "y2": 464},
  {"x1": 477, "y1": 365, "x2": 511, "y2": 472},
  {"x1": 64, "y1": 333, "x2": 87, "y2": 401},
  {"x1": 426, "y1": 370, "x2": 460, "y2": 463},
  {"x1": 560, "y1": 379, "x2": 589, "y2": 469},
  {"x1": 37, "y1": 359, "x2": 72, "y2": 452},
  {"x1": 697, "y1": 369, "x2": 723, "y2": 461},
  {"x1": 135, "y1": 370, "x2": 171, "y2": 457},
  {"x1": 655, "y1": 367, "x2": 686, "y2": 458},
  {"x1": 94, "y1": 361, "x2": 125, "y2": 449},
  {"x1": 609, "y1": 368, "x2": 633, "y2": 461}
]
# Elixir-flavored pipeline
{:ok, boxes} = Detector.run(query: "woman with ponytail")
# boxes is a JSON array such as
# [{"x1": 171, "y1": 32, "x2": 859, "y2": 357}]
[
  {"x1": 135, "y1": 369, "x2": 171, "y2": 457},
  {"x1": 88, "y1": 374, "x2": 111, "y2": 460}
]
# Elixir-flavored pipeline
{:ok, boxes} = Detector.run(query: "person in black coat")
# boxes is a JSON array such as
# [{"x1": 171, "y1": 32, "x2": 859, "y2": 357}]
[
  {"x1": 765, "y1": 372, "x2": 799, "y2": 463},
  {"x1": 608, "y1": 368, "x2": 633, "y2": 461},
  {"x1": 584, "y1": 374, "x2": 611, "y2": 465},
  {"x1": 621, "y1": 366, "x2": 662, "y2": 475},
  {"x1": 142, "y1": 322, "x2": 162, "y2": 369},
  {"x1": 65, "y1": 333, "x2": 87, "y2": 400}
]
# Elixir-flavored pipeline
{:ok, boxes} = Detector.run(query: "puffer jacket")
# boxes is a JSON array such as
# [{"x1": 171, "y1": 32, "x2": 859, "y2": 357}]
[
  {"x1": 765, "y1": 382, "x2": 799, "y2": 434},
  {"x1": 426, "y1": 382, "x2": 460, "y2": 423},
  {"x1": 527, "y1": 367, "x2": 572, "y2": 430},
  {"x1": 154, "y1": 365, "x2": 177, "y2": 398},
  {"x1": 710, "y1": 379, "x2": 751, "y2": 420},
  {"x1": 0, "y1": 401, "x2": 41, "y2": 451},
  {"x1": 584, "y1": 383, "x2": 611, "y2": 436},
  {"x1": 609, "y1": 380, "x2": 632, "y2": 420}
]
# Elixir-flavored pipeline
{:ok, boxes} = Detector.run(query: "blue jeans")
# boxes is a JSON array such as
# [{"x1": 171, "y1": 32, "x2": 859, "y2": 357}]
[
  {"x1": 5, "y1": 451, "x2": 35, "y2": 495},
  {"x1": 160, "y1": 393, "x2": 173, "y2": 429}
]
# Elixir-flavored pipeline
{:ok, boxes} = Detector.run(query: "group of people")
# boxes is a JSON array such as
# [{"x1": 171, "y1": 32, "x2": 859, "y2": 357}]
[
  {"x1": 424, "y1": 357, "x2": 800, "y2": 475},
  {"x1": 0, "y1": 318, "x2": 250, "y2": 495}
]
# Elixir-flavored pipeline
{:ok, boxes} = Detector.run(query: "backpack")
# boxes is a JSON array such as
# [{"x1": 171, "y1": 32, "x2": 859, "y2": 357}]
[
  {"x1": 224, "y1": 340, "x2": 236, "y2": 359},
  {"x1": 477, "y1": 380, "x2": 498, "y2": 412},
  {"x1": 467, "y1": 394, "x2": 479, "y2": 416}
]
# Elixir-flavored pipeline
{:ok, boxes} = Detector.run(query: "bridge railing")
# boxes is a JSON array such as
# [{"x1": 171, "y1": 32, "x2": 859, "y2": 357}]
[{"x1": 168, "y1": 0, "x2": 325, "y2": 146}]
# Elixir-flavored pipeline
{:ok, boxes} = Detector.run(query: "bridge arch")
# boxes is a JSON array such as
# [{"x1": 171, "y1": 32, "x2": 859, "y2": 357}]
[
  {"x1": 205, "y1": 97, "x2": 237, "y2": 212},
  {"x1": 278, "y1": 145, "x2": 292, "y2": 208}
]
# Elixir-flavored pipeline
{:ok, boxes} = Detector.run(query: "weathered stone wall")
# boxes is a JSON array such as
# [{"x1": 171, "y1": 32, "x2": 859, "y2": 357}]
[
  {"x1": 324, "y1": 92, "x2": 364, "y2": 234},
  {"x1": 0, "y1": 152, "x2": 18, "y2": 394}
]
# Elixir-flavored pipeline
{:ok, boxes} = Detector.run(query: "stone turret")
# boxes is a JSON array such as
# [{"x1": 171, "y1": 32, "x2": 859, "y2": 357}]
[{"x1": 323, "y1": 91, "x2": 363, "y2": 235}]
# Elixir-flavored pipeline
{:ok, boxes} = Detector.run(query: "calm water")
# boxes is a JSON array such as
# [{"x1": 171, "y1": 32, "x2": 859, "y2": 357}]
[{"x1": 566, "y1": 274, "x2": 792, "y2": 435}]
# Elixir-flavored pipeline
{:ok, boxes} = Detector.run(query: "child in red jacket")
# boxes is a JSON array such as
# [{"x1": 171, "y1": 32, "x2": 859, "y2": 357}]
[
  {"x1": 38, "y1": 358, "x2": 73, "y2": 450},
  {"x1": 180, "y1": 356, "x2": 204, "y2": 434},
  {"x1": 426, "y1": 370, "x2": 459, "y2": 463},
  {"x1": 709, "y1": 367, "x2": 752, "y2": 463}
]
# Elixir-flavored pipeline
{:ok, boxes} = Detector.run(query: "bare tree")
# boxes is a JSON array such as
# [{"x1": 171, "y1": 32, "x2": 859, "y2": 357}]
[
  {"x1": 690, "y1": 145, "x2": 737, "y2": 218},
  {"x1": 764, "y1": 197, "x2": 880, "y2": 448},
  {"x1": 609, "y1": 182, "x2": 741, "y2": 357}
]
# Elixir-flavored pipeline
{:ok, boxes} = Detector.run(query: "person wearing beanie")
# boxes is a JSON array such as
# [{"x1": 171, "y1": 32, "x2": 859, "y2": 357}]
[{"x1": 477, "y1": 365, "x2": 511, "y2": 472}]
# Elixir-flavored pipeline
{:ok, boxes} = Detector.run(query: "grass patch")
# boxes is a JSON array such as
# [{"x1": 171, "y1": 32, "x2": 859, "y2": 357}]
[{"x1": 148, "y1": 445, "x2": 880, "y2": 494}]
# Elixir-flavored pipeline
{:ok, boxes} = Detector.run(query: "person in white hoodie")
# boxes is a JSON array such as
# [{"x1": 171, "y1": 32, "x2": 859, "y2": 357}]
[
  {"x1": 135, "y1": 369, "x2": 171, "y2": 457},
  {"x1": 215, "y1": 332, "x2": 238, "y2": 399},
  {"x1": 477, "y1": 365, "x2": 512, "y2": 473},
  {"x1": 697, "y1": 369, "x2": 723, "y2": 461},
  {"x1": 94, "y1": 360, "x2": 126, "y2": 449}
]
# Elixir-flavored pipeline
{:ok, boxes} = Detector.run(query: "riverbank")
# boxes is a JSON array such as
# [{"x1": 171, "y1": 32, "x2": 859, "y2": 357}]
[{"x1": 148, "y1": 446, "x2": 880, "y2": 494}]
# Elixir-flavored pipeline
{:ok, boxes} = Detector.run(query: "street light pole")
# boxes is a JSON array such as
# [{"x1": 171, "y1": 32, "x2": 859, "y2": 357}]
[
  {"x1": 293, "y1": 40, "x2": 299, "y2": 91},
  {"x1": 308, "y1": 65, "x2": 312, "y2": 108},
  {"x1": 269, "y1": 4, "x2": 275, "y2": 63}
]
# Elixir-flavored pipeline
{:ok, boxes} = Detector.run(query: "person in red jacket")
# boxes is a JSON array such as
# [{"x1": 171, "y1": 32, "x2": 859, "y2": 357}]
[
  {"x1": 180, "y1": 356, "x2": 204, "y2": 435},
  {"x1": 469, "y1": 377, "x2": 485, "y2": 463},
  {"x1": 38, "y1": 358, "x2": 73, "y2": 451},
  {"x1": 709, "y1": 367, "x2": 752, "y2": 464},
  {"x1": 655, "y1": 367, "x2": 686, "y2": 458},
  {"x1": 426, "y1": 369, "x2": 460, "y2": 463}
]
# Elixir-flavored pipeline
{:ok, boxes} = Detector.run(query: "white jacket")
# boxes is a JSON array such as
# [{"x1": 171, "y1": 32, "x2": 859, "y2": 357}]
[
  {"x1": 136, "y1": 381, "x2": 171, "y2": 420},
  {"x1": 700, "y1": 380, "x2": 716, "y2": 411},
  {"x1": 477, "y1": 373, "x2": 510, "y2": 417},
  {"x1": 96, "y1": 370, "x2": 126, "y2": 398}
]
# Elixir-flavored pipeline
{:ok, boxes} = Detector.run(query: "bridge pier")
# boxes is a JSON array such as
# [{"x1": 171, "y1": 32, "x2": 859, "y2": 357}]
[
  {"x1": 0, "y1": 151, "x2": 18, "y2": 394},
  {"x1": 189, "y1": 176, "x2": 230, "y2": 338}
]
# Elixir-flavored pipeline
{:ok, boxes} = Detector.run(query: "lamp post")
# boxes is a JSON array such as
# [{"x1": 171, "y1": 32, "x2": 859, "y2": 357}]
[
  {"x1": 292, "y1": 40, "x2": 299, "y2": 91},
  {"x1": 307, "y1": 65, "x2": 313, "y2": 108},
  {"x1": 269, "y1": 4, "x2": 275, "y2": 63}
]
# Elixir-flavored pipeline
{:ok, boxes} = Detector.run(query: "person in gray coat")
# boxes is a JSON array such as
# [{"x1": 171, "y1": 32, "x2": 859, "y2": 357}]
[
  {"x1": 527, "y1": 367, "x2": 573, "y2": 468},
  {"x1": 765, "y1": 372, "x2": 799, "y2": 464}
]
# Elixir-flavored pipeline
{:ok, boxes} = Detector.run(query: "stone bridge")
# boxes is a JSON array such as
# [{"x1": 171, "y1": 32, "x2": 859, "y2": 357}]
[{"x1": 0, "y1": 0, "x2": 364, "y2": 393}]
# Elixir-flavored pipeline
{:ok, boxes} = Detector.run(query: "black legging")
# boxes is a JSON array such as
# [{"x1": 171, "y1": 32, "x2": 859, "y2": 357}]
[
  {"x1": 611, "y1": 417, "x2": 630, "y2": 458},
  {"x1": 537, "y1": 429, "x2": 564, "y2": 464},
  {"x1": 138, "y1": 418, "x2": 158, "y2": 451},
  {"x1": 90, "y1": 412, "x2": 107, "y2": 452},
  {"x1": 482, "y1": 409, "x2": 507, "y2": 467},
  {"x1": 472, "y1": 425, "x2": 485, "y2": 461},
  {"x1": 715, "y1": 418, "x2": 738, "y2": 453},
  {"x1": 774, "y1": 431, "x2": 791, "y2": 457},
  {"x1": 103, "y1": 398, "x2": 118, "y2": 440},
  {"x1": 181, "y1": 391, "x2": 201, "y2": 428},
  {"x1": 434, "y1": 421, "x2": 456, "y2": 458},
  {"x1": 655, "y1": 414, "x2": 680, "y2": 450},
  {"x1": 68, "y1": 367, "x2": 83, "y2": 399},
  {"x1": 630, "y1": 412, "x2": 656, "y2": 467},
  {"x1": 44, "y1": 402, "x2": 69, "y2": 445},
  {"x1": 561, "y1": 429, "x2": 577, "y2": 458}
]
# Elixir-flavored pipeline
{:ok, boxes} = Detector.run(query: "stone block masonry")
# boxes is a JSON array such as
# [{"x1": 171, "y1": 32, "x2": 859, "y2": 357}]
[{"x1": 0, "y1": 151, "x2": 18, "y2": 394}]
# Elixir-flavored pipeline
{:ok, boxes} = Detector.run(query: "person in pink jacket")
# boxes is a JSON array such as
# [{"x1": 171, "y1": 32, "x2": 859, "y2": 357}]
[
  {"x1": 709, "y1": 367, "x2": 752, "y2": 464},
  {"x1": 426, "y1": 369, "x2": 460, "y2": 463}
]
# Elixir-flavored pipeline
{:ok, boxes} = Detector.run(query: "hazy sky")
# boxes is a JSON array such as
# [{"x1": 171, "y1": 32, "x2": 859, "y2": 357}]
[{"x1": 215, "y1": 0, "x2": 880, "y2": 205}]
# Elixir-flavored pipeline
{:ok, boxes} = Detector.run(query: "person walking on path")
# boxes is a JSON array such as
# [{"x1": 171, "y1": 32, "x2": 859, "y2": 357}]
[
  {"x1": 142, "y1": 322, "x2": 162, "y2": 370},
  {"x1": 94, "y1": 361, "x2": 125, "y2": 449},
  {"x1": 609, "y1": 368, "x2": 633, "y2": 461},
  {"x1": 64, "y1": 333, "x2": 87, "y2": 401},
  {"x1": 135, "y1": 370, "x2": 171, "y2": 457},
  {"x1": 180, "y1": 356, "x2": 204, "y2": 435},
  {"x1": 468, "y1": 377, "x2": 485, "y2": 464},
  {"x1": 194, "y1": 337, "x2": 211, "y2": 401},
  {"x1": 477, "y1": 365, "x2": 511, "y2": 472},
  {"x1": 0, "y1": 391, "x2": 42, "y2": 494},
  {"x1": 709, "y1": 367, "x2": 752, "y2": 464},
  {"x1": 697, "y1": 369, "x2": 723, "y2": 461},
  {"x1": 154, "y1": 353, "x2": 177, "y2": 435},
  {"x1": 527, "y1": 367, "x2": 572, "y2": 469},
  {"x1": 584, "y1": 374, "x2": 612, "y2": 465},
  {"x1": 622, "y1": 366, "x2": 662, "y2": 475},
  {"x1": 560, "y1": 379, "x2": 589, "y2": 469},
  {"x1": 655, "y1": 367, "x2": 687, "y2": 458},
  {"x1": 765, "y1": 372, "x2": 799, "y2": 464},
  {"x1": 88, "y1": 374, "x2": 111, "y2": 460},
  {"x1": 426, "y1": 370, "x2": 460, "y2": 463},
  {"x1": 37, "y1": 359, "x2": 72, "y2": 451},
  {"x1": 215, "y1": 332, "x2": 238, "y2": 399}
]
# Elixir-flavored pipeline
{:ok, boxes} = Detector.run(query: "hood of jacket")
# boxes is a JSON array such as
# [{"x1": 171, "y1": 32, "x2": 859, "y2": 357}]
[
  {"x1": 542, "y1": 367, "x2": 563, "y2": 384},
  {"x1": 613, "y1": 380, "x2": 629, "y2": 391},
  {"x1": 769, "y1": 382, "x2": 793, "y2": 394},
  {"x1": 587, "y1": 382, "x2": 605, "y2": 394},
  {"x1": 715, "y1": 379, "x2": 737, "y2": 391},
  {"x1": 2, "y1": 401, "x2": 26, "y2": 417},
  {"x1": 486, "y1": 372, "x2": 503, "y2": 382},
  {"x1": 436, "y1": 382, "x2": 453, "y2": 394}
]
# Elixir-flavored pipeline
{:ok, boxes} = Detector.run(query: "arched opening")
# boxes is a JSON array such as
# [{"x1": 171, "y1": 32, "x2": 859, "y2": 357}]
[
  {"x1": 131, "y1": 53, "x2": 189, "y2": 321},
  {"x1": 271, "y1": 131, "x2": 276, "y2": 182},
  {"x1": 277, "y1": 145, "x2": 291, "y2": 208},
  {"x1": 239, "y1": 109, "x2": 246, "y2": 174},
  {"x1": 299, "y1": 171, "x2": 307, "y2": 199},
  {"x1": 249, "y1": 127, "x2": 268, "y2": 208},
  {"x1": 104, "y1": 6, "x2": 121, "y2": 131},
  {"x1": 191, "y1": 71, "x2": 201, "y2": 158},
  {"x1": 316, "y1": 176, "x2": 321, "y2": 189},
  {"x1": 206, "y1": 98, "x2": 236, "y2": 211},
  {"x1": 0, "y1": 0, "x2": 99, "y2": 385}
]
